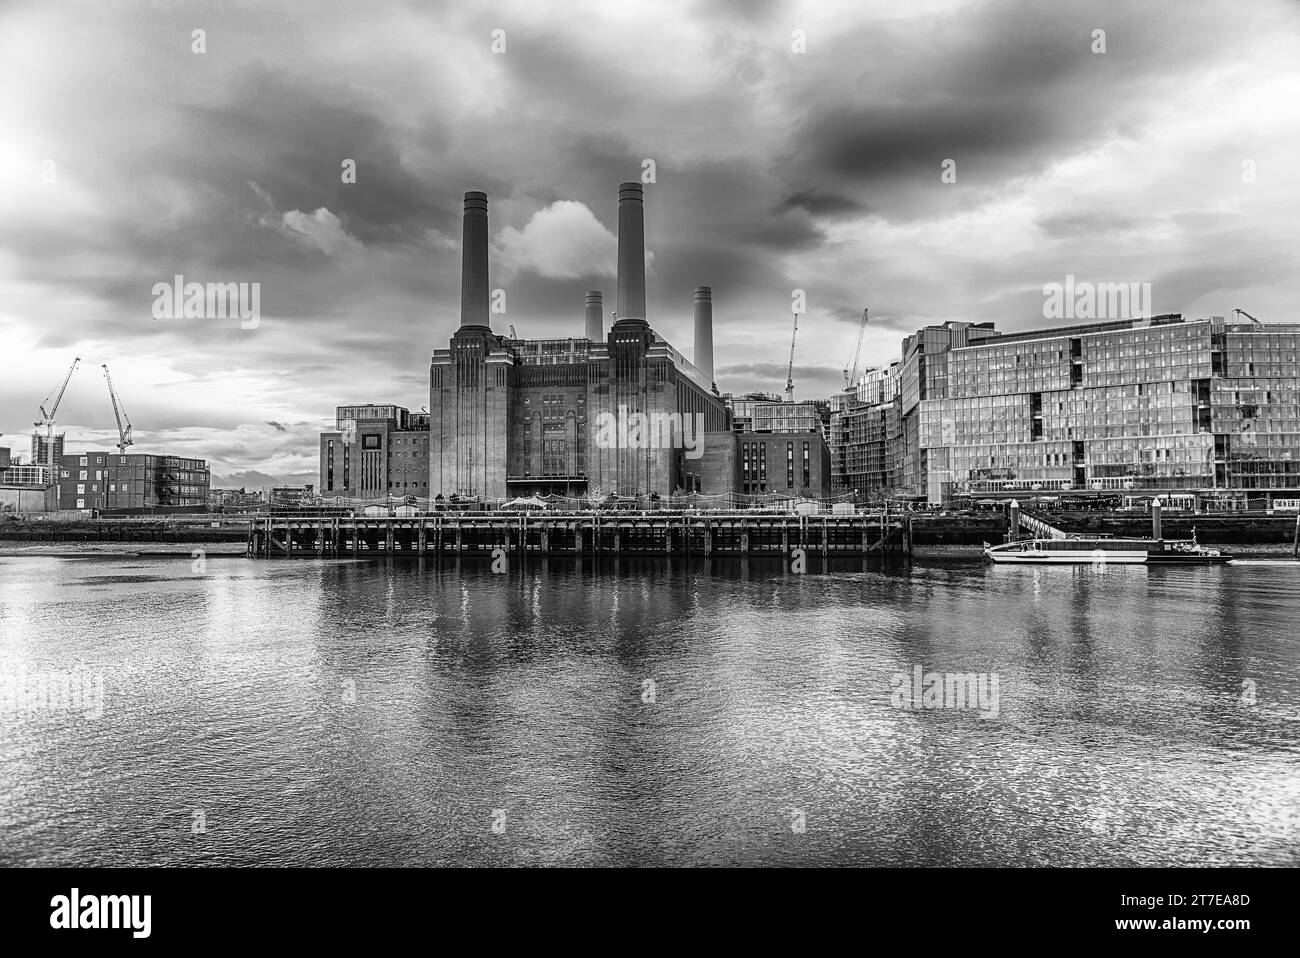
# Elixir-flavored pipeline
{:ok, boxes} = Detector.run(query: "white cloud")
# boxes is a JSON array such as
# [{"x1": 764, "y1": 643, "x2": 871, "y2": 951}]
[
  {"x1": 494, "y1": 201, "x2": 617, "y2": 280},
  {"x1": 278, "y1": 207, "x2": 364, "y2": 258}
]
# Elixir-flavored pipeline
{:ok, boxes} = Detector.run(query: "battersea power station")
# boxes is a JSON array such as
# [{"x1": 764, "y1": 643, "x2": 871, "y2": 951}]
[{"x1": 318, "y1": 183, "x2": 834, "y2": 503}]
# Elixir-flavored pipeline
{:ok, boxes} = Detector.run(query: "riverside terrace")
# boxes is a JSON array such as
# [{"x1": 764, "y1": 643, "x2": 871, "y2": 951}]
[{"x1": 247, "y1": 511, "x2": 915, "y2": 560}]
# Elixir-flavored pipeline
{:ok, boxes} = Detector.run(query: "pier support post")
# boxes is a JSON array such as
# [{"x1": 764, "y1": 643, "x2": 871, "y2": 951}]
[
  {"x1": 455, "y1": 524, "x2": 463, "y2": 553},
  {"x1": 1152, "y1": 497, "x2": 1163, "y2": 540},
  {"x1": 316, "y1": 519, "x2": 325, "y2": 556},
  {"x1": 418, "y1": 518, "x2": 426, "y2": 556},
  {"x1": 352, "y1": 520, "x2": 360, "y2": 557},
  {"x1": 386, "y1": 522, "x2": 395, "y2": 555},
  {"x1": 703, "y1": 519, "x2": 712, "y2": 555},
  {"x1": 821, "y1": 518, "x2": 828, "y2": 557},
  {"x1": 1292, "y1": 513, "x2": 1299, "y2": 557}
]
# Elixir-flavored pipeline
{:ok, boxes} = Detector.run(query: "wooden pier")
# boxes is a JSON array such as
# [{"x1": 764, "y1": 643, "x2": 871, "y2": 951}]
[{"x1": 248, "y1": 511, "x2": 912, "y2": 560}]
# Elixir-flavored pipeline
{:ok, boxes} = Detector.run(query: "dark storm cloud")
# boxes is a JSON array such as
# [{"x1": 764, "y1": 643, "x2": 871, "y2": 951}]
[
  {"x1": 1036, "y1": 211, "x2": 1154, "y2": 240},
  {"x1": 778, "y1": 0, "x2": 1254, "y2": 221},
  {"x1": 3, "y1": 0, "x2": 1297, "y2": 481},
  {"x1": 778, "y1": 189, "x2": 865, "y2": 218},
  {"x1": 184, "y1": 68, "x2": 456, "y2": 246},
  {"x1": 692, "y1": 0, "x2": 788, "y2": 24}
]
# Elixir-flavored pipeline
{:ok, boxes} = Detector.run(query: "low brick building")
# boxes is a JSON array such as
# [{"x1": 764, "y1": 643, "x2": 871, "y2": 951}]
[
  {"x1": 57, "y1": 451, "x2": 209, "y2": 512},
  {"x1": 319, "y1": 405, "x2": 431, "y2": 499}
]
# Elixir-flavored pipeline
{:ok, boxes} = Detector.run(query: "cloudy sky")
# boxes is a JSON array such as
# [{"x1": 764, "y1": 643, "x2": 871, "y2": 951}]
[{"x1": 2, "y1": 0, "x2": 1297, "y2": 486}]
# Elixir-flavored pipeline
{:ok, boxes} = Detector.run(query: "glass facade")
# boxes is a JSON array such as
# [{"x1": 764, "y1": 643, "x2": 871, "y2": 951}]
[
  {"x1": 827, "y1": 314, "x2": 1300, "y2": 500},
  {"x1": 917, "y1": 316, "x2": 1300, "y2": 495},
  {"x1": 752, "y1": 401, "x2": 823, "y2": 434},
  {"x1": 830, "y1": 397, "x2": 901, "y2": 499}
]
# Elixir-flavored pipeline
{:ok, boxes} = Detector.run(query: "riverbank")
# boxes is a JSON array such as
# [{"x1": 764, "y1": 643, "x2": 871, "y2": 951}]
[
  {"x1": 0, "y1": 541, "x2": 249, "y2": 557},
  {"x1": 3, "y1": 539, "x2": 1297, "y2": 561},
  {"x1": 911, "y1": 542, "x2": 1300, "y2": 560}
]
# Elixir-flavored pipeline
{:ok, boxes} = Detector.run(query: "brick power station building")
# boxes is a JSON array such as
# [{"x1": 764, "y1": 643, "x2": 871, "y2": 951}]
[
  {"x1": 318, "y1": 182, "x2": 1300, "y2": 509},
  {"x1": 320, "y1": 182, "x2": 832, "y2": 502}
]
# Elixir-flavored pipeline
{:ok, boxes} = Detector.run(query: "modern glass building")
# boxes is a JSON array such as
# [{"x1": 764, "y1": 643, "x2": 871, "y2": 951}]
[
  {"x1": 830, "y1": 364, "x2": 903, "y2": 499},
  {"x1": 917, "y1": 314, "x2": 1300, "y2": 500},
  {"x1": 829, "y1": 313, "x2": 1300, "y2": 503}
]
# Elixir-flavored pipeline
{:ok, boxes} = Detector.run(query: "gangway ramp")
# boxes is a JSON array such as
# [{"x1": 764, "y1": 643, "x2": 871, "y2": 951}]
[{"x1": 1019, "y1": 510, "x2": 1069, "y2": 539}]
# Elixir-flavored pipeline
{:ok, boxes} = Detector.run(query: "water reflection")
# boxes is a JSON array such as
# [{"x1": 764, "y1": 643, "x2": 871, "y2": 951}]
[{"x1": 0, "y1": 555, "x2": 1296, "y2": 866}]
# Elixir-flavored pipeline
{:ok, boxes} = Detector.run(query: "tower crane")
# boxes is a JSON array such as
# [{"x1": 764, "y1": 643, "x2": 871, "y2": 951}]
[
  {"x1": 101, "y1": 364, "x2": 134, "y2": 455},
  {"x1": 33, "y1": 356, "x2": 80, "y2": 471},
  {"x1": 843, "y1": 308, "x2": 869, "y2": 388},
  {"x1": 1233, "y1": 307, "x2": 1261, "y2": 325},
  {"x1": 785, "y1": 313, "x2": 798, "y2": 403}
]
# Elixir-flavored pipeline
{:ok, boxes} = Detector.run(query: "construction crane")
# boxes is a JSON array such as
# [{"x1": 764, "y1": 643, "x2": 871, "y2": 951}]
[
  {"x1": 843, "y1": 308, "x2": 869, "y2": 388},
  {"x1": 509, "y1": 324, "x2": 518, "y2": 339},
  {"x1": 33, "y1": 356, "x2": 80, "y2": 472},
  {"x1": 785, "y1": 313, "x2": 798, "y2": 403},
  {"x1": 101, "y1": 364, "x2": 133, "y2": 455},
  {"x1": 1233, "y1": 307, "x2": 1261, "y2": 325}
]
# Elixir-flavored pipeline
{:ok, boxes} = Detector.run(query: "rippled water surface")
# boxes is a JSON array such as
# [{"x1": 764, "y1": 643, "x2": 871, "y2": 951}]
[{"x1": 1, "y1": 554, "x2": 1297, "y2": 866}]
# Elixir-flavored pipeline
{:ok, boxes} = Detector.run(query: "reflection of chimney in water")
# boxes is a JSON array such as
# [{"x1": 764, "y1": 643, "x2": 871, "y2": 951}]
[{"x1": 693, "y1": 287, "x2": 714, "y2": 383}]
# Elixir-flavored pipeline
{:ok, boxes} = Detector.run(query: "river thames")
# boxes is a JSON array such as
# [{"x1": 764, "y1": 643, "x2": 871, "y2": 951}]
[{"x1": 0, "y1": 554, "x2": 1296, "y2": 867}]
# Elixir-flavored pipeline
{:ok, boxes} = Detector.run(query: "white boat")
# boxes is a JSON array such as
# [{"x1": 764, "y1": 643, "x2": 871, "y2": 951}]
[{"x1": 983, "y1": 535, "x2": 1230, "y2": 565}]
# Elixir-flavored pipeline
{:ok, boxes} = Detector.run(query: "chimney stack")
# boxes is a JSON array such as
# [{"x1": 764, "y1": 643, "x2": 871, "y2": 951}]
[
  {"x1": 459, "y1": 190, "x2": 490, "y2": 330},
  {"x1": 615, "y1": 182, "x2": 647, "y2": 327},
  {"x1": 585, "y1": 291, "x2": 604, "y2": 341},
  {"x1": 693, "y1": 287, "x2": 714, "y2": 382}
]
